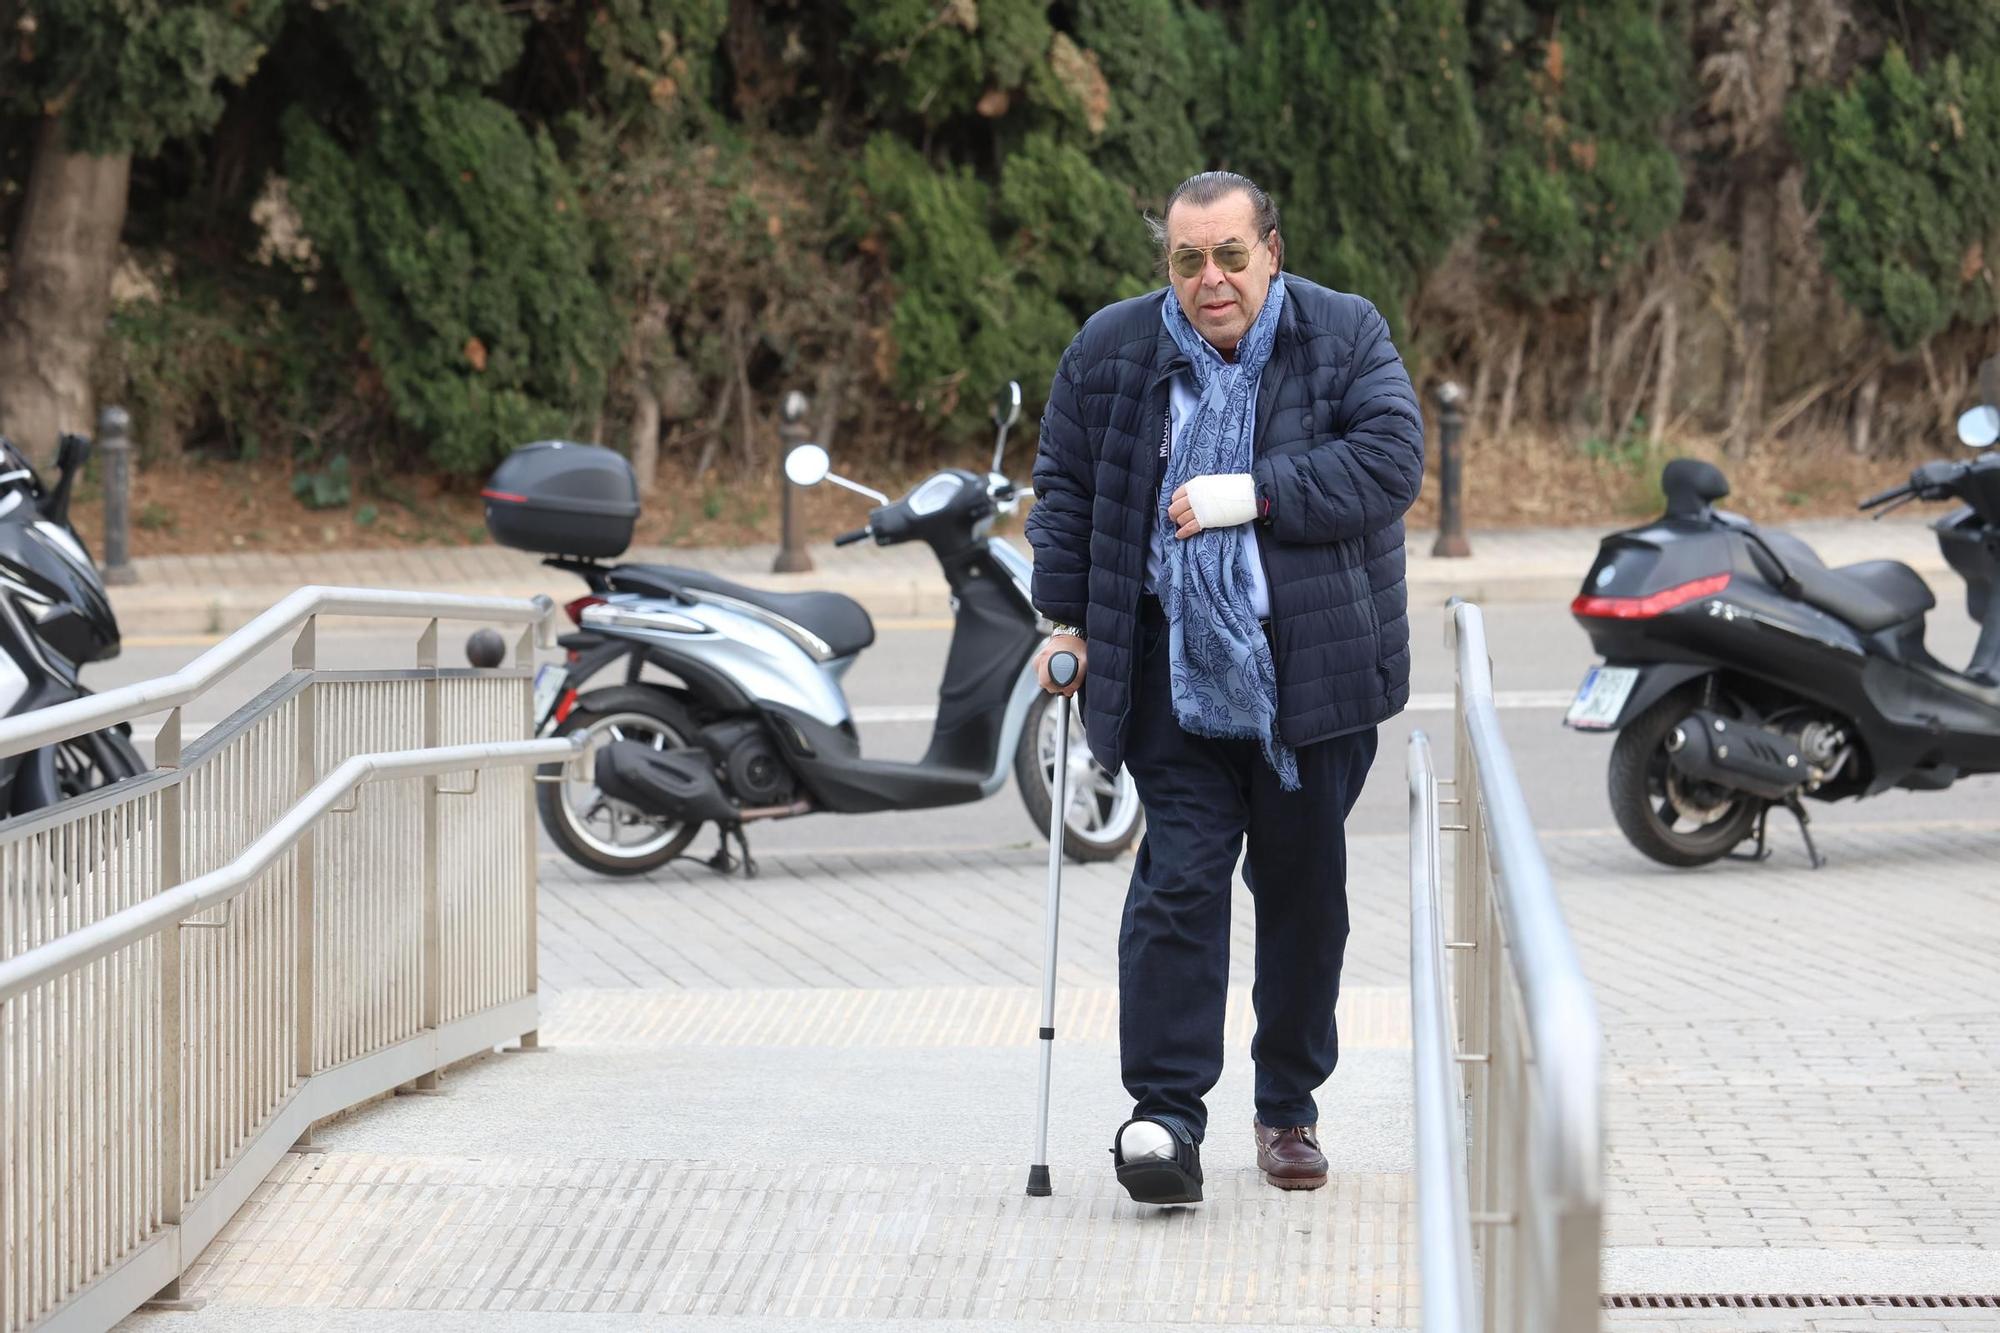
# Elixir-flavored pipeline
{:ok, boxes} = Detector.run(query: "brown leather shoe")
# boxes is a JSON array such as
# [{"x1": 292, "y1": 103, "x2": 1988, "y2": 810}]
[{"x1": 1255, "y1": 1119, "x2": 1328, "y2": 1190}]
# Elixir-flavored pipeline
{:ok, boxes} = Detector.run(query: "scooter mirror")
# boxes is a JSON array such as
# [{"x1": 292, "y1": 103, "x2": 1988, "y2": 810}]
[
  {"x1": 1957, "y1": 405, "x2": 2000, "y2": 449},
  {"x1": 992, "y1": 381, "x2": 1022, "y2": 430},
  {"x1": 56, "y1": 432, "x2": 92, "y2": 475},
  {"x1": 784, "y1": 443, "x2": 831, "y2": 486}
]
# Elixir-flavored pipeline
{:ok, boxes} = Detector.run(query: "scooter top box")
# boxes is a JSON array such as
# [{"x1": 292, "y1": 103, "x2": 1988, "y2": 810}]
[{"x1": 482, "y1": 440, "x2": 639, "y2": 559}]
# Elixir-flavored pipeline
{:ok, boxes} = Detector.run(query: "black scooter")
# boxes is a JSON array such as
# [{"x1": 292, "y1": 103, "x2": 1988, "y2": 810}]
[
  {"x1": 1566, "y1": 360, "x2": 2000, "y2": 867},
  {"x1": 0, "y1": 431, "x2": 144, "y2": 818}
]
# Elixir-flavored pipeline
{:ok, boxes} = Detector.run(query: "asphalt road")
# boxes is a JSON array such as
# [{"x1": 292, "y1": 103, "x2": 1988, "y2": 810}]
[{"x1": 92, "y1": 594, "x2": 1995, "y2": 861}]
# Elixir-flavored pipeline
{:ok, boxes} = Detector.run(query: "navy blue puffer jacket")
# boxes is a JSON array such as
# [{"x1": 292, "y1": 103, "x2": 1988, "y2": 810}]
[{"x1": 1025, "y1": 276, "x2": 1424, "y2": 776}]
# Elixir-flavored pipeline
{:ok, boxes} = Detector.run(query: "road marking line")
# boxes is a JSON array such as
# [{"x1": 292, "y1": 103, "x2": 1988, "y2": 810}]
[
  {"x1": 118, "y1": 618, "x2": 953, "y2": 652},
  {"x1": 115, "y1": 687, "x2": 1575, "y2": 741},
  {"x1": 849, "y1": 690, "x2": 1577, "y2": 725},
  {"x1": 1408, "y1": 689, "x2": 1578, "y2": 711}
]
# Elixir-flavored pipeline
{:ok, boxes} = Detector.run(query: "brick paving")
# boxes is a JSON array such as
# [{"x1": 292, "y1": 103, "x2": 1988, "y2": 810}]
[{"x1": 1547, "y1": 823, "x2": 2000, "y2": 1270}]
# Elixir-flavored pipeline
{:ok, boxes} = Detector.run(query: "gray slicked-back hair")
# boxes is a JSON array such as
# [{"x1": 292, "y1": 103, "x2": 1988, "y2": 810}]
[{"x1": 1144, "y1": 171, "x2": 1283, "y2": 267}]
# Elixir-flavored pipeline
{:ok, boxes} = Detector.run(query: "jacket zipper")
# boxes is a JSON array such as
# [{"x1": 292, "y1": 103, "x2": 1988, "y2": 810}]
[
  {"x1": 1255, "y1": 521, "x2": 1283, "y2": 708},
  {"x1": 1137, "y1": 368, "x2": 1182, "y2": 638}
]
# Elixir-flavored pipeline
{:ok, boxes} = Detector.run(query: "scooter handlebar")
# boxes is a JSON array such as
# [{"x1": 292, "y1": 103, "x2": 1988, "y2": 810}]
[
  {"x1": 833, "y1": 526, "x2": 873, "y2": 547},
  {"x1": 1861, "y1": 460, "x2": 1969, "y2": 512}
]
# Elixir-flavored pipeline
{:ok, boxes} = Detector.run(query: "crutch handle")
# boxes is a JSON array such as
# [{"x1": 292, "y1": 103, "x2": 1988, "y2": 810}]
[{"x1": 1048, "y1": 650, "x2": 1079, "y2": 689}]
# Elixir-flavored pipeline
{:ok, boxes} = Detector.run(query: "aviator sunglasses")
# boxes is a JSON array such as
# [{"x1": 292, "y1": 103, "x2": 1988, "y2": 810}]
[{"x1": 1166, "y1": 233, "x2": 1272, "y2": 281}]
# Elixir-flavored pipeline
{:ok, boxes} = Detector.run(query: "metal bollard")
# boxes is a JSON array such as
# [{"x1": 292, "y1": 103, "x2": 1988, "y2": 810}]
[
  {"x1": 1431, "y1": 381, "x2": 1471, "y2": 559},
  {"x1": 773, "y1": 389, "x2": 814, "y2": 574},
  {"x1": 99, "y1": 404, "x2": 138, "y2": 585}
]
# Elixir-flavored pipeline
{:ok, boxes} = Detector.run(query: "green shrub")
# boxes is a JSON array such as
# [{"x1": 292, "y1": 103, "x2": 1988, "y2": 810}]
[
  {"x1": 1228, "y1": 0, "x2": 1481, "y2": 325},
  {"x1": 1789, "y1": 41, "x2": 2000, "y2": 350},
  {"x1": 842, "y1": 134, "x2": 1074, "y2": 425},
  {"x1": 285, "y1": 94, "x2": 621, "y2": 473},
  {"x1": 1475, "y1": 0, "x2": 1684, "y2": 302}
]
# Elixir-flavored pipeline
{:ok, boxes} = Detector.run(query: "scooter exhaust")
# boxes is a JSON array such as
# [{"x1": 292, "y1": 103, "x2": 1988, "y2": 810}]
[
  {"x1": 595, "y1": 743, "x2": 740, "y2": 823},
  {"x1": 1668, "y1": 710, "x2": 1808, "y2": 801},
  {"x1": 595, "y1": 740, "x2": 816, "y2": 825}
]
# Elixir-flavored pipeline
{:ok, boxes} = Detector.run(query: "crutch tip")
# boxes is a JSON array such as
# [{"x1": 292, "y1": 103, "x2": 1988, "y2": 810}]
[{"x1": 1025, "y1": 1165, "x2": 1052, "y2": 1196}]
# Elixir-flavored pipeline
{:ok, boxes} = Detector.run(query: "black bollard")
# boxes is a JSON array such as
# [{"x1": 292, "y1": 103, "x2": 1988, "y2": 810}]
[
  {"x1": 773, "y1": 389, "x2": 815, "y2": 574},
  {"x1": 99, "y1": 405, "x2": 138, "y2": 585},
  {"x1": 1431, "y1": 381, "x2": 1470, "y2": 559}
]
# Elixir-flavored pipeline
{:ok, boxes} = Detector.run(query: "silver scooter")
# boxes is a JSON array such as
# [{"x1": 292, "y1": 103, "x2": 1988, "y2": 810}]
[{"x1": 483, "y1": 382, "x2": 1141, "y2": 876}]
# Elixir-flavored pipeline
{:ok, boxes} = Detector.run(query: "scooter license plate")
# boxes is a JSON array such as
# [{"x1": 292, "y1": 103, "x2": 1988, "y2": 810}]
[
  {"x1": 532, "y1": 663, "x2": 565, "y2": 726},
  {"x1": 1565, "y1": 665, "x2": 1638, "y2": 730}
]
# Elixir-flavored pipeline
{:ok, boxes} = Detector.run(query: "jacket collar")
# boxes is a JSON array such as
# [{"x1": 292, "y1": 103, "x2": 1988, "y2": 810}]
[
  {"x1": 1254, "y1": 280, "x2": 1296, "y2": 449},
  {"x1": 1149, "y1": 280, "x2": 1297, "y2": 451}
]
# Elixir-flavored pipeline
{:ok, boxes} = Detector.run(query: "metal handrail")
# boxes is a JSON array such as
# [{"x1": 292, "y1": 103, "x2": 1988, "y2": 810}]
[
  {"x1": 0, "y1": 584, "x2": 556, "y2": 760},
  {"x1": 1448, "y1": 600, "x2": 1603, "y2": 1207},
  {"x1": 1408, "y1": 729, "x2": 1476, "y2": 1332},
  {"x1": 2, "y1": 585, "x2": 560, "y2": 1333},
  {"x1": 0, "y1": 735, "x2": 576, "y2": 1004}
]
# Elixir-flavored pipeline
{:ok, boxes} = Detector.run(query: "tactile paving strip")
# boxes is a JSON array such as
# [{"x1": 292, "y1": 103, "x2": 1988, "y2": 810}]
[
  {"x1": 538, "y1": 985, "x2": 1413, "y2": 1051},
  {"x1": 182, "y1": 1155, "x2": 1419, "y2": 1324}
]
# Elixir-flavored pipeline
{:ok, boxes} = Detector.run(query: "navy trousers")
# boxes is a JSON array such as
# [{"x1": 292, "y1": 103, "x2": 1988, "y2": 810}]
[{"x1": 1118, "y1": 596, "x2": 1378, "y2": 1140}]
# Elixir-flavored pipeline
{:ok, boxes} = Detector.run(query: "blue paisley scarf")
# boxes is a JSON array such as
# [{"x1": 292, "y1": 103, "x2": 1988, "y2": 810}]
[{"x1": 1157, "y1": 277, "x2": 1297, "y2": 790}]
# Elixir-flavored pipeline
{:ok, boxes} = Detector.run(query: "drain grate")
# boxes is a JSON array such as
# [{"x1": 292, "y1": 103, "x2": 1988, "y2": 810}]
[{"x1": 1606, "y1": 1293, "x2": 2000, "y2": 1311}]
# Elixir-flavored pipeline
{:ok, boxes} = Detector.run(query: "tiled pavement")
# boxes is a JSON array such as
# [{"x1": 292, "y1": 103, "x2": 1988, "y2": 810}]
[{"x1": 120, "y1": 814, "x2": 2000, "y2": 1330}]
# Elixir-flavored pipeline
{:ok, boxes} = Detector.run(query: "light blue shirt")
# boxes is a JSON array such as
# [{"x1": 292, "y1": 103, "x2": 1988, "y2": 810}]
[{"x1": 1146, "y1": 372, "x2": 1272, "y2": 619}]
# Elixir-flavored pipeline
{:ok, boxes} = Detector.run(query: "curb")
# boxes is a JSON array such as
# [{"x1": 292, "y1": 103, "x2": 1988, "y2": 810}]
[
  {"x1": 108, "y1": 574, "x2": 949, "y2": 640},
  {"x1": 107, "y1": 556, "x2": 1962, "y2": 640}
]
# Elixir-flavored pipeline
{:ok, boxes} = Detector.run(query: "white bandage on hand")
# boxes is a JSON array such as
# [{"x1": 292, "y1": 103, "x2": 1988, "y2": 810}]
[{"x1": 1185, "y1": 473, "x2": 1257, "y2": 530}]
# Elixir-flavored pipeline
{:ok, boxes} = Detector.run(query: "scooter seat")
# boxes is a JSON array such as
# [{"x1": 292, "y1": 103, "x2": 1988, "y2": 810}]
[
  {"x1": 1790, "y1": 557, "x2": 1935, "y2": 633},
  {"x1": 1830, "y1": 559, "x2": 1936, "y2": 624},
  {"x1": 1755, "y1": 530, "x2": 1934, "y2": 633},
  {"x1": 611, "y1": 564, "x2": 876, "y2": 658}
]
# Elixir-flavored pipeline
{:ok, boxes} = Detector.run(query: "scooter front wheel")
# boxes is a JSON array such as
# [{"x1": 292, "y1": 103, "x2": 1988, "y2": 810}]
[
  {"x1": 1608, "y1": 689, "x2": 1764, "y2": 868},
  {"x1": 537, "y1": 687, "x2": 704, "y2": 876},
  {"x1": 1015, "y1": 691, "x2": 1144, "y2": 861}
]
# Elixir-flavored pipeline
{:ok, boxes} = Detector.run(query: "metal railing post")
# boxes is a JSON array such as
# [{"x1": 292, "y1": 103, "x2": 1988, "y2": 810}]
[
  {"x1": 1408, "y1": 729, "x2": 1476, "y2": 1332},
  {"x1": 153, "y1": 778, "x2": 184, "y2": 1302},
  {"x1": 516, "y1": 623, "x2": 541, "y2": 1051},
  {"x1": 294, "y1": 623, "x2": 318, "y2": 1085},
  {"x1": 412, "y1": 621, "x2": 443, "y2": 1093}
]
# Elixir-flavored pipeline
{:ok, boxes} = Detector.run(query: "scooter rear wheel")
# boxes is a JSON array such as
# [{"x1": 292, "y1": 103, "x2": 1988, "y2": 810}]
[
  {"x1": 1608, "y1": 689, "x2": 1763, "y2": 868},
  {"x1": 56, "y1": 728, "x2": 145, "y2": 797},
  {"x1": 538, "y1": 687, "x2": 703, "y2": 876}
]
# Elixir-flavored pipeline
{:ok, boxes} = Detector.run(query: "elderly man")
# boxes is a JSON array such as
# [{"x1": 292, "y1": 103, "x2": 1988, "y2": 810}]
[{"x1": 1025, "y1": 171, "x2": 1423, "y2": 1205}]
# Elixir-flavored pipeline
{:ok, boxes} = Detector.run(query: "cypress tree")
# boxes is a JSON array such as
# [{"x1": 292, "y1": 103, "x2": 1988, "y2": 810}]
[
  {"x1": 1229, "y1": 0, "x2": 1482, "y2": 323},
  {"x1": 1788, "y1": 24, "x2": 2000, "y2": 351},
  {"x1": 1474, "y1": 0, "x2": 1685, "y2": 304}
]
